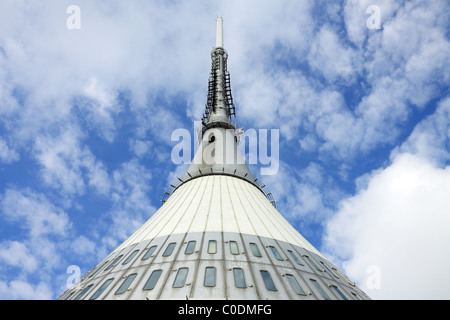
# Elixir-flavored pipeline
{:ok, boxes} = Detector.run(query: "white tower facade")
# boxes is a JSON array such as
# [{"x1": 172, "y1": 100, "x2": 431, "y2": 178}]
[{"x1": 58, "y1": 18, "x2": 370, "y2": 301}]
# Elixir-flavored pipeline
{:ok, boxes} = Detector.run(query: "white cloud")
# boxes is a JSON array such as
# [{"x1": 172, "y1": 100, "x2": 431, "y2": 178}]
[
  {"x1": 323, "y1": 94, "x2": 450, "y2": 299},
  {"x1": 0, "y1": 241, "x2": 38, "y2": 273},
  {"x1": 0, "y1": 188, "x2": 70, "y2": 239},
  {"x1": 0, "y1": 280, "x2": 52, "y2": 300},
  {"x1": 308, "y1": 26, "x2": 357, "y2": 83},
  {"x1": 34, "y1": 126, "x2": 110, "y2": 197},
  {"x1": 323, "y1": 153, "x2": 450, "y2": 299},
  {"x1": 0, "y1": 138, "x2": 19, "y2": 164},
  {"x1": 69, "y1": 236, "x2": 96, "y2": 257},
  {"x1": 397, "y1": 97, "x2": 450, "y2": 166}
]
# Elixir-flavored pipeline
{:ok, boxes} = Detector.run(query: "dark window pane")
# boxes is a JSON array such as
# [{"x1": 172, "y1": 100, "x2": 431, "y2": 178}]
[
  {"x1": 332, "y1": 285, "x2": 348, "y2": 300},
  {"x1": 309, "y1": 279, "x2": 331, "y2": 300},
  {"x1": 304, "y1": 255, "x2": 322, "y2": 271},
  {"x1": 208, "y1": 240, "x2": 217, "y2": 254},
  {"x1": 74, "y1": 285, "x2": 93, "y2": 300},
  {"x1": 260, "y1": 270, "x2": 277, "y2": 291},
  {"x1": 163, "y1": 242, "x2": 176, "y2": 257},
  {"x1": 90, "y1": 278, "x2": 114, "y2": 300},
  {"x1": 105, "y1": 255, "x2": 123, "y2": 270},
  {"x1": 123, "y1": 250, "x2": 139, "y2": 265},
  {"x1": 269, "y1": 246, "x2": 283, "y2": 261},
  {"x1": 143, "y1": 270, "x2": 163, "y2": 291},
  {"x1": 288, "y1": 250, "x2": 303, "y2": 265},
  {"x1": 142, "y1": 246, "x2": 157, "y2": 260},
  {"x1": 250, "y1": 243, "x2": 262, "y2": 257},
  {"x1": 229, "y1": 241, "x2": 239, "y2": 255},
  {"x1": 286, "y1": 275, "x2": 305, "y2": 295},
  {"x1": 115, "y1": 273, "x2": 137, "y2": 295},
  {"x1": 233, "y1": 268, "x2": 246, "y2": 288},
  {"x1": 173, "y1": 268, "x2": 188, "y2": 288},
  {"x1": 185, "y1": 241, "x2": 196, "y2": 255},
  {"x1": 204, "y1": 267, "x2": 216, "y2": 287}
]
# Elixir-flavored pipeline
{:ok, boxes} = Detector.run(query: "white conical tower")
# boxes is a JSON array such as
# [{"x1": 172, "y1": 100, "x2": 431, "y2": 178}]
[{"x1": 58, "y1": 18, "x2": 370, "y2": 301}]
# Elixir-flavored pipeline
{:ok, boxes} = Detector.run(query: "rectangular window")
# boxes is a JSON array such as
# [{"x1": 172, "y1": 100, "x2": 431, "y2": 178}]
[
  {"x1": 269, "y1": 246, "x2": 283, "y2": 261},
  {"x1": 250, "y1": 243, "x2": 262, "y2": 257},
  {"x1": 320, "y1": 261, "x2": 339, "y2": 278},
  {"x1": 122, "y1": 250, "x2": 140, "y2": 265},
  {"x1": 163, "y1": 242, "x2": 176, "y2": 257},
  {"x1": 74, "y1": 285, "x2": 93, "y2": 300},
  {"x1": 89, "y1": 261, "x2": 109, "y2": 278},
  {"x1": 331, "y1": 285, "x2": 348, "y2": 300},
  {"x1": 233, "y1": 268, "x2": 247, "y2": 288},
  {"x1": 185, "y1": 241, "x2": 196, "y2": 255},
  {"x1": 229, "y1": 241, "x2": 239, "y2": 255},
  {"x1": 208, "y1": 240, "x2": 217, "y2": 254},
  {"x1": 142, "y1": 245, "x2": 157, "y2": 260},
  {"x1": 173, "y1": 268, "x2": 189, "y2": 288},
  {"x1": 260, "y1": 270, "x2": 277, "y2": 291},
  {"x1": 204, "y1": 267, "x2": 216, "y2": 287},
  {"x1": 286, "y1": 274, "x2": 306, "y2": 295},
  {"x1": 304, "y1": 255, "x2": 322, "y2": 271},
  {"x1": 105, "y1": 255, "x2": 123, "y2": 271},
  {"x1": 351, "y1": 292, "x2": 361, "y2": 300},
  {"x1": 309, "y1": 279, "x2": 331, "y2": 300},
  {"x1": 288, "y1": 250, "x2": 304, "y2": 265},
  {"x1": 143, "y1": 270, "x2": 163, "y2": 291},
  {"x1": 90, "y1": 278, "x2": 114, "y2": 300},
  {"x1": 115, "y1": 273, "x2": 137, "y2": 295}
]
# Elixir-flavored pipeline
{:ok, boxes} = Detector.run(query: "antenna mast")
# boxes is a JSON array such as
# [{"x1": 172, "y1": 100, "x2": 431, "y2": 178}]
[{"x1": 202, "y1": 17, "x2": 236, "y2": 134}]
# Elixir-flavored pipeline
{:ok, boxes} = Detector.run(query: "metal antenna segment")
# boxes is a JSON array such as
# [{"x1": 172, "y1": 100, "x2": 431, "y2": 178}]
[{"x1": 202, "y1": 17, "x2": 236, "y2": 135}]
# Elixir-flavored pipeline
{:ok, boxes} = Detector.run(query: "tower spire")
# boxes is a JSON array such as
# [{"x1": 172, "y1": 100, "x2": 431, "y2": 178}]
[
  {"x1": 185, "y1": 17, "x2": 256, "y2": 189},
  {"x1": 215, "y1": 17, "x2": 224, "y2": 48},
  {"x1": 202, "y1": 17, "x2": 235, "y2": 134}
]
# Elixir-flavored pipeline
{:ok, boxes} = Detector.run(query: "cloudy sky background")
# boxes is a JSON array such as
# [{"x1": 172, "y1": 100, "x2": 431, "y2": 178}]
[{"x1": 0, "y1": 0, "x2": 449, "y2": 299}]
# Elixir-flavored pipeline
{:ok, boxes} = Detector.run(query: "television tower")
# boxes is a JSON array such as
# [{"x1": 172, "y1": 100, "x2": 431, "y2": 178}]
[{"x1": 58, "y1": 18, "x2": 370, "y2": 301}]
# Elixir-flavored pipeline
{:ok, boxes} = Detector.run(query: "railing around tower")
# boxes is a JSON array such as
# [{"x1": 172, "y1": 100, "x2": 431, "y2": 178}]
[{"x1": 161, "y1": 167, "x2": 276, "y2": 208}]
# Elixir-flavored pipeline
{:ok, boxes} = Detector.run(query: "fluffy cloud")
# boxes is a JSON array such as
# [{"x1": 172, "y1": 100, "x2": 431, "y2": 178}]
[
  {"x1": 33, "y1": 126, "x2": 110, "y2": 198},
  {"x1": 0, "y1": 188, "x2": 70, "y2": 238},
  {"x1": 0, "y1": 280, "x2": 52, "y2": 300},
  {"x1": 323, "y1": 153, "x2": 450, "y2": 299},
  {"x1": 0, "y1": 138, "x2": 19, "y2": 164},
  {"x1": 323, "y1": 98, "x2": 450, "y2": 299}
]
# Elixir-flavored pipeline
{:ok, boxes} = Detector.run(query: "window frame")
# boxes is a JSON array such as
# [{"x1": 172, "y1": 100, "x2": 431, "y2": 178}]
[
  {"x1": 90, "y1": 278, "x2": 114, "y2": 300},
  {"x1": 269, "y1": 246, "x2": 283, "y2": 261},
  {"x1": 143, "y1": 269, "x2": 163, "y2": 291},
  {"x1": 229, "y1": 241, "x2": 239, "y2": 255},
  {"x1": 173, "y1": 268, "x2": 189, "y2": 288},
  {"x1": 162, "y1": 242, "x2": 177, "y2": 257},
  {"x1": 250, "y1": 242, "x2": 262, "y2": 257},
  {"x1": 233, "y1": 268, "x2": 247, "y2": 289},
  {"x1": 309, "y1": 278, "x2": 331, "y2": 300},
  {"x1": 122, "y1": 249, "x2": 140, "y2": 265},
  {"x1": 185, "y1": 241, "x2": 196, "y2": 255},
  {"x1": 286, "y1": 274, "x2": 306, "y2": 295},
  {"x1": 208, "y1": 240, "x2": 217, "y2": 254},
  {"x1": 260, "y1": 270, "x2": 277, "y2": 291},
  {"x1": 204, "y1": 267, "x2": 216, "y2": 287},
  {"x1": 115, "y1": 273, "x2": 138, "y2": 295},
  {"x1": 142, "y1": 245, "x2": 157, "y2": 260},
  {"x1": 74, "y1": 284, "x2": 93, "y2": 300}
]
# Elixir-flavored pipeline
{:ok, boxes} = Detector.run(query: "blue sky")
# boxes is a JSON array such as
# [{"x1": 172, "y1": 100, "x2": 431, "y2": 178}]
[{"x1": 0, "y1": 0, "x2": 449, "y2": 300}]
